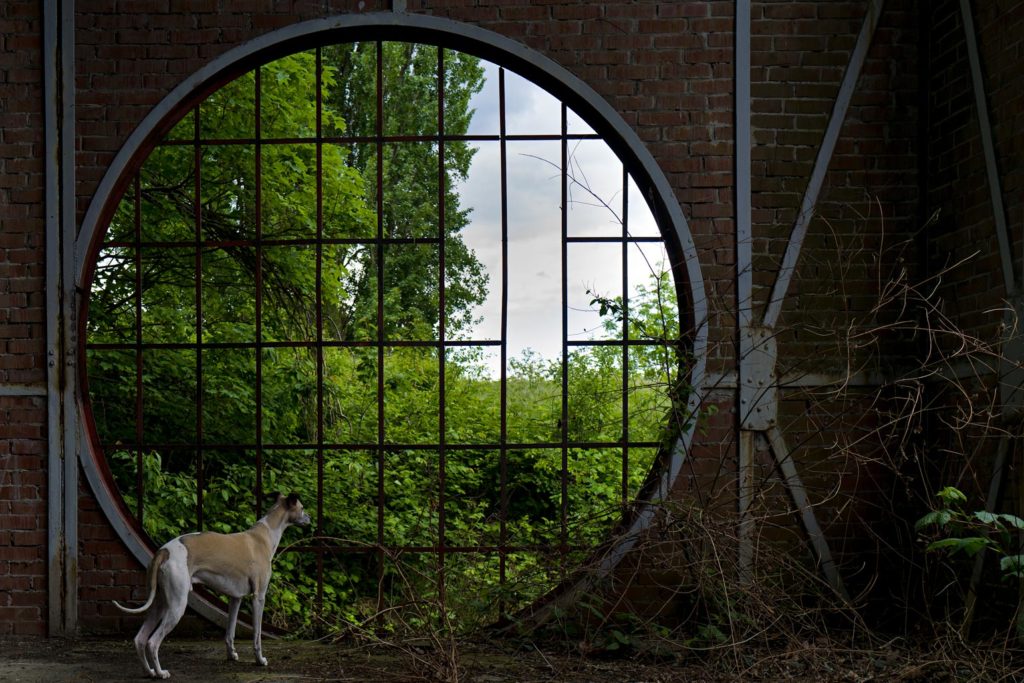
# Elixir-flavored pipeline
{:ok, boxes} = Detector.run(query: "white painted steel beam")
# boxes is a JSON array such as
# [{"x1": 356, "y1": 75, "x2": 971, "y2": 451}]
[
  {"x1": 958, "y1": 0, "x2": 1014, "y2": 295},
  {"x1": 766, "y1": 427, "x2": 849, "y2": 601},
  {"x1": 735, "y1": 0, "x2": 755, "y2": 583},
  {"x1": 762, "y1": 0, "x2": 885, "y2": 329}
]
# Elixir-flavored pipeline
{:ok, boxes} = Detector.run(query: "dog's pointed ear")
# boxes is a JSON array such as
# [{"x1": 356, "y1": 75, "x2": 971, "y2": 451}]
[{"x1": 285, "y1": 492, "x2": 300, "y2": 509}]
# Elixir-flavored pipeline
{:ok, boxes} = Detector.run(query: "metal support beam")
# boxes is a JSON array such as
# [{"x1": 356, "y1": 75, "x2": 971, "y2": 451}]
[
  {"x1": 766, "y1": 427, "x2": 849, "y2": 601},
  {"x1": 735, "y1": 0, "x2": 755, "y2": 583},
  {"x1": 958, "y1": 0, "x2": 1014, "y2": 295},
  {"x1": 44, "y1": 0, "x2": 78, "y2": 637},
  {"x1": 762, "y1": 0, "x2": 884, "y2": 329},
  {"x1": 963, "y1": 433, "x2": 1010, "y2": 633}
]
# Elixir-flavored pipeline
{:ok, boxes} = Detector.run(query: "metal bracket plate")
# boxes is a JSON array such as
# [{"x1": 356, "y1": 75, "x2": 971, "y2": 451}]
[{"x1": 740, "y1": 326, "x2": 777, "y2": 430}]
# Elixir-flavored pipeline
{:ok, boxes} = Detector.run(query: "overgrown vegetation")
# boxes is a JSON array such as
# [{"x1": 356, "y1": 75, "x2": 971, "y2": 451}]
[{"x1": 84, "y1": 40, "x2": 1024, "y2": 683}]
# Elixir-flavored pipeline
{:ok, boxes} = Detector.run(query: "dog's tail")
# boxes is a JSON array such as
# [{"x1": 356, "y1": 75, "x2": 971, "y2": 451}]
[{"x1": 113, "y1": 548, "x2": 169, "y2": 614}]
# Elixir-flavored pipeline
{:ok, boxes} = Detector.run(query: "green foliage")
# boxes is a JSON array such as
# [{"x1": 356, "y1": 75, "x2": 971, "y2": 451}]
[{"x1": 916, "y1": 486, "x2": 1024, "y2": 578}]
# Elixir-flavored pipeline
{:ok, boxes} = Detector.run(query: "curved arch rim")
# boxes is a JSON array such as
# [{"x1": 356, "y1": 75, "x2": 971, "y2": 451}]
[{"x1": 74, "y1": 10, "x2": 709, "y2": 618}]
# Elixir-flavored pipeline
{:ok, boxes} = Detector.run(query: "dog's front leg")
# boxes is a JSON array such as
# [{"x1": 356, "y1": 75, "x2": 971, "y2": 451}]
[
  {"x1": 251, "y1": 591, "x2": 268, "y2": 666},
  {"x1": 224, "y1": 596, "x2": 241, "y2": 661}
]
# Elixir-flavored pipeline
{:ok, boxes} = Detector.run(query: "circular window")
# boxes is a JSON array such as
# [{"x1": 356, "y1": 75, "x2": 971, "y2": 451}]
[{"x1": 80, "y1": 17, "x2": 705, "y2": 633}]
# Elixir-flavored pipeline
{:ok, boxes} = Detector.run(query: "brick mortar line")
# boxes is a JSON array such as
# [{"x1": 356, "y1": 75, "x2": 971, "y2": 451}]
[{"x1": 0, "y1": 384, "x2": 47, "y2": 397}]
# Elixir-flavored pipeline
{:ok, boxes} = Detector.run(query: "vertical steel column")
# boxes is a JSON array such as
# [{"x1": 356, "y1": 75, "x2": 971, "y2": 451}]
[
  {"x1": 193, "y1": 106, "x2": 205, "y2": 532},
  {"x1": 734, "y1": 0, "x2": 754, "y2": 584},
  {"x1": 436, "y1": 46, "x2": 449, "y2": 607},
  {"x1": 254, "y1": 69, "x2": 265, "y2": 521},
  {"x1": 497, "y1": 66, "x2": 510, "y2": 618},
  {"x1": 44, "y1": 0, "x2": 78, "y2": 637},
  {"x1": 374, "y1": 40, "x2": 387, "y2": 614},
  {"x1": 314, "y1": 46, "x2": 327, "y2": 621}
]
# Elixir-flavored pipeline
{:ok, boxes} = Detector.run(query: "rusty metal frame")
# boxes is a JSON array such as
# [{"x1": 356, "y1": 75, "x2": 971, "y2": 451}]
[{"x1": 75, "y1": 13, "x2": 708, "y2": 629}]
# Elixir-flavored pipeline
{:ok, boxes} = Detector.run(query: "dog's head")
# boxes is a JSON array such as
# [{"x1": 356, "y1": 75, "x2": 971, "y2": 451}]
[{"x1": 269, "y1": 492, "x2": 312, "y2": 527}]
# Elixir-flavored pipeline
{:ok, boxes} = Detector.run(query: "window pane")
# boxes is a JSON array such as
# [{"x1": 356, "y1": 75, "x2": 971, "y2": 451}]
[
  {"x1": 141, "y1": 247, "x2": 195, "y2": 344},
  {"x1": 323, "y1": 449, "x2": 378, "y2": 545},
  {"x1": 322, "y1": 142, "x2": 376, "y2": 240},
  {"x1": 567, "y1": 348, "x2": 623, "y2": 442},
  {"x1": 381, "y1": 141, "x2": 440, "y2": 240},
  {"x1": 444, "y1": 450, "x2": 499, "y2": 545},
  {"x1": 89, "y1": 246, "x2": 136, "y2": 344},
  {"x1": 142, "y1": 349, "x2": 196, "y2": 445},
  {"x1": 450, "y1": 140, "x2": 501, "y2": 342},
  {"x1": 566, "y1": 139, "x2": 623, "y2": 238},
  {"x1": 322, "y1": 347, "x2": 378, "y2": 444},
  {"x1": 382, "y1": 42, "x2": 438, "y2": 137},
  {"x1": 506, "y1": 141, "x2": 562, "y2": 368},
  {"x1": 202, "y1": 348, "x2": 256, "y2": 444},
  {"x1": 446, "y1": 347, "x2": 500, "y2": 443},
  {"x1": 567, "y1": 242, "x2": 623, "y2": 342},
  {"x1": 262, "y1": 143, "x2": 319, "y2": 240},
  {"x1": 202, "y1": 448, "x2": 258, "y2": 533},
  {"x1": 383, "y1": 347, "x2": 439, "y2": 444},
  {"x1": 504, "y1": 69, "x2": 561, "y2": 136},
  {"x1": 384, "y1": 449, "x2": 439, "y2": 547},
  {"x1": 141, "y1": 146, "x2": 196, "y2": 243},
  {"x1": 322, "y1": 243, "x2": 375, "y2": 343},
  {"x1": 202, "y1": 247, "x2": 256, "y2": 343},
  {"x1": 458, "y1": 59, "x2": 499, "y2": 137},
  {"x1": 201, "y1": 145, "x2": 255, "y2": 241},
  {"x1": 383, "y1": 243, "x2": 439, "y2": 342},
  {"x1": 261, "y1": 245, "x2": 317, "y2": 343},
  {"x1": 87, "y1": 348, "x2": 136, "y2": 445},
  {"x1": 261, "y1": 347, "x2": 318, "y2": 445},
  {"x1": 261, "y1": 50, "x2": 317, "y2": 139}
]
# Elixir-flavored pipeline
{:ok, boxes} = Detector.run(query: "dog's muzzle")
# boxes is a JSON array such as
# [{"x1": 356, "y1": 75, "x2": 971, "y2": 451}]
[{"x1": 297, "y1": 512, "x2": 312, "y2": 526}]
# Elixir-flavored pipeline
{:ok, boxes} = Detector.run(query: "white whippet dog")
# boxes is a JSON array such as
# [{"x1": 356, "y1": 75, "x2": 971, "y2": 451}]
[{"x1": 114, "y1": 492, "x2": 311, "y2": 679}]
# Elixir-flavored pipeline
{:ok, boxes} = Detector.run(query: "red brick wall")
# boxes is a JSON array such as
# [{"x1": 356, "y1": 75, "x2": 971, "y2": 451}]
[
  {"x1": 0, "y1": 0, "x2": 961, "y2": 635},
  {"x1": 925, "y1": 0, "x2": 1024, "y2": 338},
  {"x1": 0, "y1": 0, "x2": 47, "y2": 637}
]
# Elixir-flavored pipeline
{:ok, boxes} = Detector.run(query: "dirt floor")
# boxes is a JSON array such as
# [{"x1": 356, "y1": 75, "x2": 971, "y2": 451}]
[
  {"x1": 0, "y1": 634, "x2": 1016, "y2": 682},
  {"x1": 0, "y1": 637, "x2": 688, "y2": 683},
  {"x1": 0, "y1": 635, "x2": 826, "y2": 683}
]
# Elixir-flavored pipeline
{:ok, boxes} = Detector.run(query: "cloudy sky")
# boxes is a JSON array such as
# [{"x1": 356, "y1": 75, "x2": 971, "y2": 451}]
[{"x1": 452, "y1": 60, "x2": 672, "y2": 375}]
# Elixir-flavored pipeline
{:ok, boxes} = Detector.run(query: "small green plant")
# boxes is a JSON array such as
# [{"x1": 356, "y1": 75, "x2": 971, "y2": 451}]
[{"x1": 916, "y1": 486, "x2": 1024, "y2": 580}]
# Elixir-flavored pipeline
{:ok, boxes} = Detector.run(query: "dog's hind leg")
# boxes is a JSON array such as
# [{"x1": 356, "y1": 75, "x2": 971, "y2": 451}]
[
  {"x1": 224, "y1": 596, "x2": 241, "y2": 661},
  {"x1": 133, "y1": 606, "x2": 161, "y2": 678},
  {"x1": 145, "y1": 559, "x2": 189, "y2": 680},
  {"x1": 145, "y1": 586, "x2": 187, "y2": 680}
]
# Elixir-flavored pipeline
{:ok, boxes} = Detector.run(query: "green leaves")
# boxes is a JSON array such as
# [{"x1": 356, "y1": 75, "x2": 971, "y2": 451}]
[
  {"x1": 936, "y1": 485, "x2": 968, "y2": 506},
  {"x1": 917, "y1": 486, "x2": 1024, "y2": 585},
  {"x1": 925, "y1": 536, "x2": 991, "y2": 557}
]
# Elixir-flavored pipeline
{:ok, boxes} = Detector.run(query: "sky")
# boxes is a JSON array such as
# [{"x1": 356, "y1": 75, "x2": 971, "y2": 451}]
[{"x1": 452, "y1": 60, "x2": 673, "y2": 375}]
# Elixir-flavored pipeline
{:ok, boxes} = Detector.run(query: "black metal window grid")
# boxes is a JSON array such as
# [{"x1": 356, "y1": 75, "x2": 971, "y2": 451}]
[{"x1": 84, "y1": 41, "x2": 683, "y2": 628}]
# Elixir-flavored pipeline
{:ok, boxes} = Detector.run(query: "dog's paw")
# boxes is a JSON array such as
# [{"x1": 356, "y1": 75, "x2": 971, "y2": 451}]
[
  {"x1": 256, "y1": 655, "x2": 268, "y2": 667},
  {"x1": 227, "y1": 648, "x2": 238, "y2": 662},
  {"x1": 153, "y1": 669, "x2": 171, "y2": 679}
]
